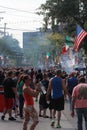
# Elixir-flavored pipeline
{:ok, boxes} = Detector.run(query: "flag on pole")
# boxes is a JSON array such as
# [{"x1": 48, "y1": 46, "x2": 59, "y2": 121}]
[
  {"x1": 45, "y1": 52, "x2": 50, "y2": 60},
  {"x1": 61, "y1": 44, "x2": 69, "y2": 54},
  {"x1": 73, "y1": 25, "x2": 87, "y2": 51},
  {"x1": 65, "y1": 35, "x2": 73, "y2": 46}
]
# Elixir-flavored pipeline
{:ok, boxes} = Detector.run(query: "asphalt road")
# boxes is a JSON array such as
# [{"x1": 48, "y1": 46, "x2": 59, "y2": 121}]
[{"x1": 0, "y1": 99, "x2": 80, "y2": 130}]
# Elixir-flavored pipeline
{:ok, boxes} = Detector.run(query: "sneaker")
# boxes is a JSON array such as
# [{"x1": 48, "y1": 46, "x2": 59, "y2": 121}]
[
  {"x1": 35, "y1": 99, "x2": 38, "y2": 102},
  {"x1": 39, "y1": 114, "x2": 43, "y2": 117},
  {"x1": 8, "y1": 117, "x2": 16, "y2": 121},
  {"x1": 43, "y1": 115, "x2": 49, "y2": 118},
  {"x1": 56, "y1": 124, "x2": 61, "y2": 128},
  {"x1": 50, "y1": 120, "x2": 55, "y2": 127},
  {"x1": 1, "y1": 115, "x2": 5, "y2": 120}
]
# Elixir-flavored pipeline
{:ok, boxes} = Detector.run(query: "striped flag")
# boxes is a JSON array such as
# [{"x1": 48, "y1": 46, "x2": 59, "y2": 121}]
[{"x1": 73, "y1": 25, "x2": 87, "y2": 51}]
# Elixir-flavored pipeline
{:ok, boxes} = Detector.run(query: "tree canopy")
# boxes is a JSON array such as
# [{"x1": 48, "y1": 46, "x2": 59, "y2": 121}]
[
  {"x1": 36, "y1": 0, "x2": 87, "y2": 52},
  {"x1": 37, "y1": 0, "x2": 87, "y2": 31}
]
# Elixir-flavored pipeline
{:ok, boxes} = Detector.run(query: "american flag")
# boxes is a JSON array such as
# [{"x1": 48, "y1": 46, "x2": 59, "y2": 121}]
[{"x1": 73, "y1": 25, "x2": 87, "y2": 51}]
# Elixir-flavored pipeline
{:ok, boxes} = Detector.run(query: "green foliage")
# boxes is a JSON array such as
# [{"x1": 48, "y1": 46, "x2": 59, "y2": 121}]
[
  {"x1": 36, "y1": 0, "x2": 87, "y2": 52},
  {"x1": 48, "y1": 33, "x2": 65, "y2": 46},
  {"x1": 37, "y1": 0, "x2": 87, "y2": 29},
  {"x1": 47, "y1": 33, "x2": 65, "y2": 56},
  {"x1": 0, "y1": 36, "x2": 23, "y2": 66}
]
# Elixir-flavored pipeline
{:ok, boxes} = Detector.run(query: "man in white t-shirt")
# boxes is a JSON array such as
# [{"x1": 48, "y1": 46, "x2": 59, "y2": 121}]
[{"x1": 71, "y1": 77, "x2": 87, "y2": 130}]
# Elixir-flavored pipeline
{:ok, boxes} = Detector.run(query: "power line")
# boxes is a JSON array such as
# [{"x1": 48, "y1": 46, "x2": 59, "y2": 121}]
[
  {"x1": 5, "y1": 12, "x2": 35, "y2": 18},
  {"x1": 0, "y1": 27, "x2": 37, "y2": 32},
  {"x1": 0, "y1": 5, "x2": 36, "y2": 14},
  {"x1": 4, "y1": 12, "x2": 42, "y2": 19},
  {"x1": 0, "y1": 11, "x2": 5, "y2": 13},
  {"x1": 7, "y1": 20, "x2": 42, "y2": 25}
]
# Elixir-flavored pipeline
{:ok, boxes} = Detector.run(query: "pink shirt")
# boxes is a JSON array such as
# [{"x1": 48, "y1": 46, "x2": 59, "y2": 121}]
[{"x1": 72, "y1": 83, "x2": 87, "y2": 108}]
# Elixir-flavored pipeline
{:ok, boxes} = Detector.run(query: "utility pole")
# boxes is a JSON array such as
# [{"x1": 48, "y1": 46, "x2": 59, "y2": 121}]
[
  {"x1": 4, "y1": 23, "x2": 7, "y2": 36},
  {"x1": 0, "y1": 17, "x2": 3, "y2": 22},
  {"x1": 0, "y1": 11, "x2": 5, "y2": 36}
]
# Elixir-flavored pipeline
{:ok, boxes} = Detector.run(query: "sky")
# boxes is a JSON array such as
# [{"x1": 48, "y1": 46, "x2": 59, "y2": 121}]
[{"x1": 0, "y1": 0, "x2": 46, "y2": 47}]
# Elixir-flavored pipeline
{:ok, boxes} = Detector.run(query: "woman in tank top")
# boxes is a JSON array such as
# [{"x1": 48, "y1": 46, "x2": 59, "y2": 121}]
[{"x1": 22, "y1": 75, "x2": 40, "y2": 130}]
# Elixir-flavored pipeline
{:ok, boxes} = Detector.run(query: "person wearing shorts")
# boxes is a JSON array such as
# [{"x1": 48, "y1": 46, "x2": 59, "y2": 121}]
[
  {"x1": 22, "y1": 75, "x2": 40, "y2": 130},
  {"x1": 46, "y1": 69, "x2": 67, "y2": 128},
  {"x1": 1, "y1": 71, "x2": 17, "y2": 121},
  {"x1": 4, "y1": 98, "x2": 14, "y2": 109}
]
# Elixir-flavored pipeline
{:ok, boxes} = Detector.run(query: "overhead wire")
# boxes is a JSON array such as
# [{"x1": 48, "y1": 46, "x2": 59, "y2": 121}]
[
  {"x1": 0, "y1": 27, "x2": 37, "y2": 32},
  {"x1": 0, "y1": 5, "x2": 42, "y2": 26},
  {"x1": 0, "y1": 5, "x2": 36, "y2": 14},
  {"x1": 0, "y1": 4, "x2": 42, "y2": 32},
  {"x1": 4, "y1": 12, "x2": 35, "y2": 18}
]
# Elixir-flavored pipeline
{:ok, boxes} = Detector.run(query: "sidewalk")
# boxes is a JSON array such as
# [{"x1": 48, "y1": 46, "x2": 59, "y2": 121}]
[{"x1": 0, "y1": 99, "x2": 78, "y2": 130}]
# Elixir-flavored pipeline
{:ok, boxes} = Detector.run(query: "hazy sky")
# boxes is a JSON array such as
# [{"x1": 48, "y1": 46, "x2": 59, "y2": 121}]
[{"x1": 0, "y1": 0, "x2": 46, "y2": 47}]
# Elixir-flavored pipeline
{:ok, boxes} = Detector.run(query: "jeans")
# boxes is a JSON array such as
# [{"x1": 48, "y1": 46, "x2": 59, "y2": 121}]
[
  {"x1": 76, "y1": 108, "x2": 87, "y2": 130},
  {"x1": 68, "y1": 95, "x2": 72, "y2": 111},
  {"x1": 19, "y1": 94, "x2": 24, "y2": 117}
]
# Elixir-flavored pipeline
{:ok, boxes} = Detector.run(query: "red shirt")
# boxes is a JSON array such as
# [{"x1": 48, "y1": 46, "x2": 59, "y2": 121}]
[{"x1": 23, "y1": 87, "x2": 34, "y2": 106}]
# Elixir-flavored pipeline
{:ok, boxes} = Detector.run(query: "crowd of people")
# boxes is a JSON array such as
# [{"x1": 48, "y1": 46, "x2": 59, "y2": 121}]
[{"x1": 0, "y1": 66, "x2": 87, "y2": 130}]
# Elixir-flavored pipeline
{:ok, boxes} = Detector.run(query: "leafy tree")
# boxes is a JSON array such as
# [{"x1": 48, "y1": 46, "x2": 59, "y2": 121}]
[
  {"x1": 0, "y1": 36, "x2": 23, "y2": 66},
  {"x1": 48, "y1": 33, "x2": 65, "y2": 56},
  {"x1": 37, "y1": 0, "x2": 87, "y2": 30},
  {"x1": 36, "y1": 0, "x2": 87, "y2": 53}
]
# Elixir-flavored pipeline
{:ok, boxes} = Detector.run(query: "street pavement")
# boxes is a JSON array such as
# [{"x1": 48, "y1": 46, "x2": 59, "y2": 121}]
[{"x1": 0, "y1": 99, "x2": 80, "y2": 130}]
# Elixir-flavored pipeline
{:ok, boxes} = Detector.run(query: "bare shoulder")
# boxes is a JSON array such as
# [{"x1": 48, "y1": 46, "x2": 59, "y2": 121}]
[
  {"x1": 49, "y1": 77, "x2": 53, "y2": 82},
  {"x1": 62, "y1": 78, "x2": 65, "y2": 82},
  {"x1": 23, "y1": 87, "x2": 28, "y2": 93}
]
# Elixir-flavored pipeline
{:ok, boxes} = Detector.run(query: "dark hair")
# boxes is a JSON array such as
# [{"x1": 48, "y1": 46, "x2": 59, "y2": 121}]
[
  {"x1": 79, "y1": 77, "x2": 85, "y2": 83},
  {"x1": 38, "y1": 69, "x2": 41, "y2": 73},
  {"x1": 15, "y1": 71, "x2": 20, "y2": 76},
  {"x1": 17, "y1": 73, "x2": 24, "y2": 84},
  {"x1": 56, "y1": 69, "x2": 61, "y2": 76},
  {"x1": 22, "y1": 75, "x2": 31, "y2": 83},
  {"x1": 7, "y1": 71, "x2": 13, "y2": 76},
  {"x1": 22, "y1": 75, "x2": 29, "y2": 82}
]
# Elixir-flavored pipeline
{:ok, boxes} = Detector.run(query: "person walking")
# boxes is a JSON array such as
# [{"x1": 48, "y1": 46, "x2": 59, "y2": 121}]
[
  {"x1": 38, "y1": 73, "x2": 49, "y2": 118},
  {"x1": 66, "y1": 72, "x2": 78, "y2": 110},
  {"x1": 46, "y1": 69, "x2": 67, "y2": 128},
  {"x1": 22, "y1": 74, "x2": 40, "y2": 130},
  {"x1": 35, "y1": 69, "x2": 43, "y2": 102},
  {"x1": 71, "y1": 77, "x2": 87, "y2": 130},
  {"x1": 1, "y1": 71, "x2": 18, "y2": 121},
  {"x1": 17, "y1": 73, "x2": 24, "y2": 118}
]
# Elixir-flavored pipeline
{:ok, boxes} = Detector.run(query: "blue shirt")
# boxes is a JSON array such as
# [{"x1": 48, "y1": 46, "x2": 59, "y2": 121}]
[{"x1": 51, "y1": 77, "x2": 63, "y2": 99}]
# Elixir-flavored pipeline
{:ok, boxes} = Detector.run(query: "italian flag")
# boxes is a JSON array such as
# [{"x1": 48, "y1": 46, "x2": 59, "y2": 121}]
[
  {"x1": 45, "y1": 52, "x2": 50, "y2": 60},
  {"x1": 61, "y1": 44, "x2": 69, "y2": 54}
]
